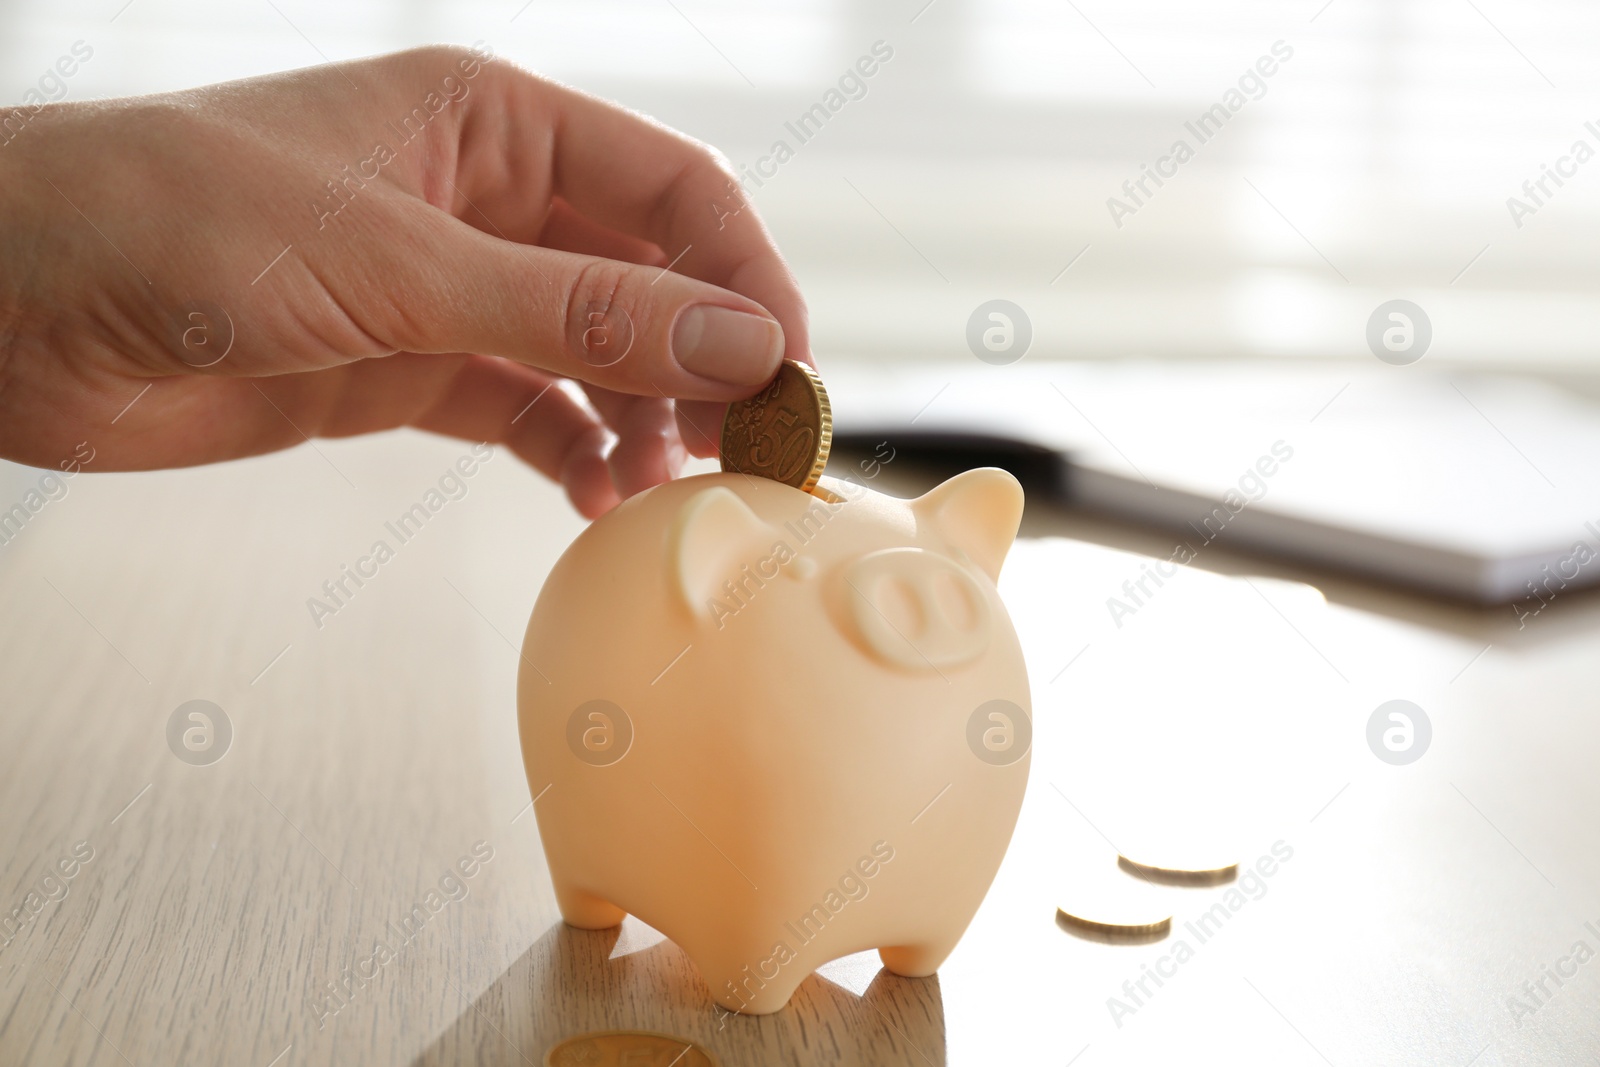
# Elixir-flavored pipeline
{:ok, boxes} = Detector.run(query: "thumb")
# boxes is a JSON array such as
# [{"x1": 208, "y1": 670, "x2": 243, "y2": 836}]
[{"x1": 364, "y1": 210, "x2": 787, "y2": 400}]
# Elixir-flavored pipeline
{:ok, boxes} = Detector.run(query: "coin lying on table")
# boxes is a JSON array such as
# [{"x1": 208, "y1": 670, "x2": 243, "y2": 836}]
[
  {"x1": 1117, "y1": 852, "x2": 1239, "y2": 887},
  {"x1": 545, "y1": 1030, "x2": 718, "y2": 1067},
  {"x1": 1056, "y1": 901, "x2": 1172, "y2": 943},
  {"x1": 720, "y1": 359, "x2": 832, "y2": 493},
  {"x1": 1056, "y1": 860, "x2": 1173, "y2": 944}
]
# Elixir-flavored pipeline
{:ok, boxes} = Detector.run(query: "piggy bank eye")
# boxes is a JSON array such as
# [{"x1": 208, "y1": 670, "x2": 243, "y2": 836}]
[{"x1": 842, "y1": 548, "x2": 991, "y2": 672}]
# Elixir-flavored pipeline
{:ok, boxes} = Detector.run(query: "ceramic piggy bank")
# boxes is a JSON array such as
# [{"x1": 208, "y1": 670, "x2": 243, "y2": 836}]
[{"x1": 518, "y1": 468, "x2": 1031, "y2": 1015}]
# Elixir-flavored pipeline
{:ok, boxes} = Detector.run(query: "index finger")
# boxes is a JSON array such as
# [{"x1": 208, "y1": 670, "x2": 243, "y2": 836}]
[{"x1": 485, "y1": 68, "x2": 811, "y2": 368}]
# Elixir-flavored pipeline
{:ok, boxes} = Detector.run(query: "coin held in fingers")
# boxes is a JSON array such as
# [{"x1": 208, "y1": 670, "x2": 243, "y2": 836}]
[{"x1": 719, "y1": 359, "x2": 832, "y2": 494}]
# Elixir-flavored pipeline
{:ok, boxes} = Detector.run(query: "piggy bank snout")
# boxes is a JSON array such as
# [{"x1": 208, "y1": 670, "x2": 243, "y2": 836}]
[{"x1": 844, "y1": 548, "x2": 991, "y2": 671}]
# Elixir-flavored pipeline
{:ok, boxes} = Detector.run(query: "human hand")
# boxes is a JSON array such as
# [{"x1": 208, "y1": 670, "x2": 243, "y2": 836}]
[{"x1": 0, "y1": 44, "x2": 809, "y2": 517}]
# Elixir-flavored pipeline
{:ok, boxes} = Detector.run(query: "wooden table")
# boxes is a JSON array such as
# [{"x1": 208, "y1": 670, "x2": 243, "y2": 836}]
[{"x1": 2, "y1": 433, "x2": 1597, "y2": 1066}]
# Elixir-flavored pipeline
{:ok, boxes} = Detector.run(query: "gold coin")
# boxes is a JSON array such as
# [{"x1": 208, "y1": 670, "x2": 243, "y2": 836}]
[
  {"x1": 1056, "y1": 903, "x2": 1172, "y2": 943},
  {"x1": 1117, "y1": 853, "x2": 1239, "y2": 887},
  {"x1": 544, "y1": 1029, "x2": 719, "y2": 1067},
  {"x1": 1056, "y1": 854, "x2": 1173, "y2": 943},
  {"x1": 719, "y1": 359, "x2": 832, "y2": 493}
]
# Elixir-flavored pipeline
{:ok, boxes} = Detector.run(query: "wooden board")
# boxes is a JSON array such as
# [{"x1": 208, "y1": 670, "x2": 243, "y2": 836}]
[{"x1": 2, "y1": 435, "x2": 1598, "y2": 1066}]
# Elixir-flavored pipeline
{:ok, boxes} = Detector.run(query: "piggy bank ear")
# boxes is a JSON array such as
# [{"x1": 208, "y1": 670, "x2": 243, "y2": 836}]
[
  {"x1": 668, "y1": 486, "x2": 776, "y2": 613},
  {"x1": 912, "y1": 467, "x2": 1024, "y2": 581}
]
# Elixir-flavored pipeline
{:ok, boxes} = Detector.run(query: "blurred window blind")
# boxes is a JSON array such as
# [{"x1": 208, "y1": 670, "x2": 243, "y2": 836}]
[{"x1": 6, "y1": 0, "x2": 1599, "y2": 365}]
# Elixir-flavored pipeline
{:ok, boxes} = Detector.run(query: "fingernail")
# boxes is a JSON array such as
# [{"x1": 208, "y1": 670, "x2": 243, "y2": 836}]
[{"x1": 672, "y1": 305, "x2": 783, "y2": 386}]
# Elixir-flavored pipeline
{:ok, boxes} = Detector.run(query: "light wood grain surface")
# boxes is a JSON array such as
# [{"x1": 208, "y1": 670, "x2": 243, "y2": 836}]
[{"x1": 1, "y1": 432, "x2": 1597, "y2": 1066}]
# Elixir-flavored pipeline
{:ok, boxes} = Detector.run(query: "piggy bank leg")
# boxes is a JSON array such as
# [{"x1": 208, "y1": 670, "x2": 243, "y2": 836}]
[
  {"x1": 551, "y1": 874, "x2": 626, "y2": 930},
  {"x1": 877, "y1": 936, "x2": 960, "y2": 979},
  {"x1": 693, "y1": 943, "x2": 815, "y2": 1017}
]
